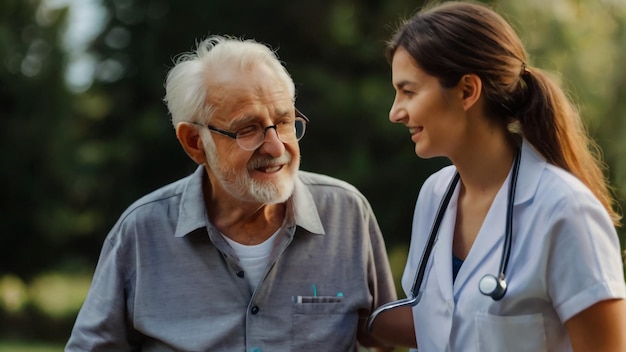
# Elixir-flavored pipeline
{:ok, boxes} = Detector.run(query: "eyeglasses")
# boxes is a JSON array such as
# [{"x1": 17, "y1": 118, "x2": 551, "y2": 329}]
[{"x1": 193, "y1": 109, "x2": 309, "y2": 151}]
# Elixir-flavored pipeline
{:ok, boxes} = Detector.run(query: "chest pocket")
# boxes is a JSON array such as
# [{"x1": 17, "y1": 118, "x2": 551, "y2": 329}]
[
  {"x1": 475, "y1": 312, "x2": 547, "y2": 352},
  {"x1": 292, "y1": 296, "x2": 356, "y2": 352}
]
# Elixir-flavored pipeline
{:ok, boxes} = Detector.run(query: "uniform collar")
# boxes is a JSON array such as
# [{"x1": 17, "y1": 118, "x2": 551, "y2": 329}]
[
  {"x1": 440, "y1": 139, "x2": 548, "y2": 297},
  {"x1": 515, "y1": 139, "x2": 547, "y2": 205}
]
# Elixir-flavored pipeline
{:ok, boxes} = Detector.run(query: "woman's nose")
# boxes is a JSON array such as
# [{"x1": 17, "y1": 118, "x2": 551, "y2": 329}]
[{"x1": 389, "y1": 99, "x2": 405, "y2": 123}]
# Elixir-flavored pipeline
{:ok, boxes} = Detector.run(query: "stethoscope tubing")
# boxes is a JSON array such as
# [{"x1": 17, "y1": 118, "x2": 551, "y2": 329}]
[
  {"x1": 410, "y1": 172, "x2": 461, "y2": 297},
  {"x1": 367, "y1": 148, "x2": 521, "y2": 332},
  {"x1": 500, "y1": 148, "x2": 521, "y2": 280}
]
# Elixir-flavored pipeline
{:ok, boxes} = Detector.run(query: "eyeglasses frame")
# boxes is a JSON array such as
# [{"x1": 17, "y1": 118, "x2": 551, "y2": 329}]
[{"x1": 192, "y1": 108, "x2": 309, "y2": 149}]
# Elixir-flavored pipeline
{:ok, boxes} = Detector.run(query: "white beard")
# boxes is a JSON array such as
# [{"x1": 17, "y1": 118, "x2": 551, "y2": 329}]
[{"x1": 201, "y1": 131, "x2": 297, "y2": 204}]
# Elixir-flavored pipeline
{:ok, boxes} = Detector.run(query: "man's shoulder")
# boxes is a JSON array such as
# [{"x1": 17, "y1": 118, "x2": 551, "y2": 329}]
[
  {"x1": 119, "y1": 174, "x2": 190, "y2": 222},
  {"x1": 297, "y1": 170, "x2": 360, "y2": 194},
  {"x1": 295, "y1": 170, "x2": 373, "y2": 213}
]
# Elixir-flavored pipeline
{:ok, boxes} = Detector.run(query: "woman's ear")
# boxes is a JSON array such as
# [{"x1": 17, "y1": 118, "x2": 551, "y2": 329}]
[
  {"x1": 176, "y1": 122, "x2": 207, "y2": 165},
  {"x1": 457, "y1": 73, "x2": 482, "y2": 111}
]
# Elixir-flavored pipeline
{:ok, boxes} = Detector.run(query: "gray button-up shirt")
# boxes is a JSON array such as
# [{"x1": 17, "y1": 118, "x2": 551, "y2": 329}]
[{"x1": 66, "y1": 166, "x2": 397, "y2": 351}]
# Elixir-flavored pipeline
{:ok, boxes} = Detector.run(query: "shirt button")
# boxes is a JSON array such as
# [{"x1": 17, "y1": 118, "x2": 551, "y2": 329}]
[
  {"x1": 251, "y1": 306, "x2": 260, "y2": 314},
  {"x1": 236, "y1": 271, "x2": 245, "y2": 278}
]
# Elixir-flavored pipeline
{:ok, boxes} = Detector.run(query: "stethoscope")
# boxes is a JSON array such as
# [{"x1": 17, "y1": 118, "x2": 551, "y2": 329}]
[{"x1": 367, "y1": 148, "x2": 521, "y2": 332}]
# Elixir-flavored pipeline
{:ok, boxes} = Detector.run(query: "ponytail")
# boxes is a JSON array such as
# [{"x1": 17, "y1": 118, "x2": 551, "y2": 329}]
[
  {"x1": 518, "y1": 67, "x2": 621, "y2": 226},
  {"x1": 389, "y1": 1, "x2": 622, "y2": 227}
]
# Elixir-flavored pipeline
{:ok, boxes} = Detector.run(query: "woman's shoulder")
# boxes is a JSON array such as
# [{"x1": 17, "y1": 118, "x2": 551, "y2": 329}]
[{"x1": 537, "y1": 164, "x2": 597, "y2": 204}]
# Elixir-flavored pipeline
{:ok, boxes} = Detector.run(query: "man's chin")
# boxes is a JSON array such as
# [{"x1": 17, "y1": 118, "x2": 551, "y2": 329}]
[{"x1": 249, "y1": 179, "x2": 295, "y2": 204}]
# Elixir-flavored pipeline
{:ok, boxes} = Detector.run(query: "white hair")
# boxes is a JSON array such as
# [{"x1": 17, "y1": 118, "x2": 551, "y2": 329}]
[{"x1": 163, "y1": 35, "x2": 296, "y2": 127}]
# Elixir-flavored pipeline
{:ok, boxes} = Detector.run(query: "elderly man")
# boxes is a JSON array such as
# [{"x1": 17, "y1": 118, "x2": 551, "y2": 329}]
[{"x1": 66, "y1": 35, "x2": 396, "y2": 351}]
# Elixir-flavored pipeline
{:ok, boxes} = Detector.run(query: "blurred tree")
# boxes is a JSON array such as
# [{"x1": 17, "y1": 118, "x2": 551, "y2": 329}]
[
  {"x1": 1, "y1": 0, "x2": 625, "y2": 279},
  {"x1": 0, "y1": 0, "x2": 78, "y2": 279},
  {"x1": 2, "y1": 0, "x2": 625, "y2": 284},
  {"x1": 1, "y1": 0, "x2": 625, "y2": 344},
  {"x1": 498, "y1": 0, "x2": 626, "y2": 258},
  {"x1": 55, "y1": 0, "x2": 444, "y2": 271}
]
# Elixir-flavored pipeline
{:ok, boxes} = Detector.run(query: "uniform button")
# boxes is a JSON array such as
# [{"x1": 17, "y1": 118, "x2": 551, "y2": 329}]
[
  {"x1": 236, "y1": 271, "x2": 244, "y2": 278},
  {"x1": 251, "y1": 306, "x2": 260, "y2": 314}
]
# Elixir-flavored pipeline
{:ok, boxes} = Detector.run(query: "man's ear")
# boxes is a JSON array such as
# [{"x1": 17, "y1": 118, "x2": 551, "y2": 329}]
[
  {"x1": 457, "y1": 73, "x2": 482, "y2": 111},
  {"x1": 176, "y1": 122, "x2": 207, "y2": 165}
]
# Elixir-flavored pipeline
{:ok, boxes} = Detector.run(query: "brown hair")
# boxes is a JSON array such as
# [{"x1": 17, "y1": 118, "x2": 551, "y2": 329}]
[{"x1": 387, "y1": 1, "x2": 621, "y2": 226}]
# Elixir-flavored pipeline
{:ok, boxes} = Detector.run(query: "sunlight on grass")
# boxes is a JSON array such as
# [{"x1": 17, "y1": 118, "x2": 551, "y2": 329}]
[
  {"x1": 28, "y1": 273, "x2": 91, "y2": 318},
  {"x1": 0, "y1": 273, "x2": 92, "y2": 318},
  {"x1": 388, "y1": 244, "x2": 409, "y2": 294},
  {"x1": 0, "y1": 340, "x2": 63, "y2": 352},
  {"x1": 0, "y1": 275, "x2": 28, "y2": 312}
]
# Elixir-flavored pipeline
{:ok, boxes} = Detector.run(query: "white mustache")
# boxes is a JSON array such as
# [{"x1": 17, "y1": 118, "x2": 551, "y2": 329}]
[{"x1": 248, "y1": 153, "x2": 292, "y2": 170}]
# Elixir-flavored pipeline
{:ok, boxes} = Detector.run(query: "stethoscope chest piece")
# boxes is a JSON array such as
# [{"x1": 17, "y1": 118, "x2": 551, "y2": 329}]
[
  {"x1": 366, "y1": 148, "x2": 522, "y2": 332},
  {"x1": 479, "y1": 274, "x2": 507, "y2": 301},
  {"x1": 477, "y1": 147, "x2": 521, "y2": 301}
]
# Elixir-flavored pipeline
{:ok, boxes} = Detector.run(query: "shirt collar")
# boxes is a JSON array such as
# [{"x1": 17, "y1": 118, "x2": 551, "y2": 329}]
[
  {"x1": 515, "y1": 138, "x2": 547, "y2": 205},
  {"x1": 175, "y1": 166, "x2": 325, "y2": 237},
  {"x1": 291, "y1": 174, "x2": 326, "y2": 235},
  {"x1": 175, "y1": 165, "x2": 209, "y2": 237}
]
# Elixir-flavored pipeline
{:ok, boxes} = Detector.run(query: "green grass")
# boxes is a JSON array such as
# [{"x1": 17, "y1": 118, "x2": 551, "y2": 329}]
[{"x1": 0, "y1": 341, "x2": 64, "y2": 352}]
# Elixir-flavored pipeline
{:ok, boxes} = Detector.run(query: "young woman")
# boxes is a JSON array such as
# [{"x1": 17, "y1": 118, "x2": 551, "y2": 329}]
[{"x1": 370, "y1": 2, "x2": 626, "y2": 351}]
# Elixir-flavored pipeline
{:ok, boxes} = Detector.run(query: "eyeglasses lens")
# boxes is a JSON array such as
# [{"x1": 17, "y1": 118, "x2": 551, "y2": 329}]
[{"x1": 236, "y1": 119, "x2": 306, "y2": 150}]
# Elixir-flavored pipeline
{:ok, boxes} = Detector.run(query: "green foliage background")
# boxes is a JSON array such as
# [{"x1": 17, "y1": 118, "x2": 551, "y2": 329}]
[{"x1": 1, "y1": 0, "x2": 625, "y2": 347}]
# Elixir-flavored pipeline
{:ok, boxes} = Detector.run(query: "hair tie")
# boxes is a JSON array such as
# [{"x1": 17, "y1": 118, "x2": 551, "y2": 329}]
[{"x1": 521, "y1": 63, "x2": 530, "y2": 76}]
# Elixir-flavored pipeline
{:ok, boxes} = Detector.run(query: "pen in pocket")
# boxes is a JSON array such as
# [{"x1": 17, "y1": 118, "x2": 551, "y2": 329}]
[{"x1": 292, "y1": 295, "x2": 343, "y2": 303}]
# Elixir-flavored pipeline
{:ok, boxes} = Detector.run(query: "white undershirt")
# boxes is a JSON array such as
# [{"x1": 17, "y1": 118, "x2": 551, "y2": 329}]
[{"x1": 222, "y1": 229, "x2": 280, "y2": 293}]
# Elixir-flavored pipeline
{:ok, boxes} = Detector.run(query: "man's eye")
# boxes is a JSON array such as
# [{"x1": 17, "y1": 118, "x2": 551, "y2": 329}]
[
  {"x1": 276, "y1": 119, "x2": 294, "y2": 127},
  {"x1": 237, "y1": 125, "x2": 261, "y2": 137}
]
